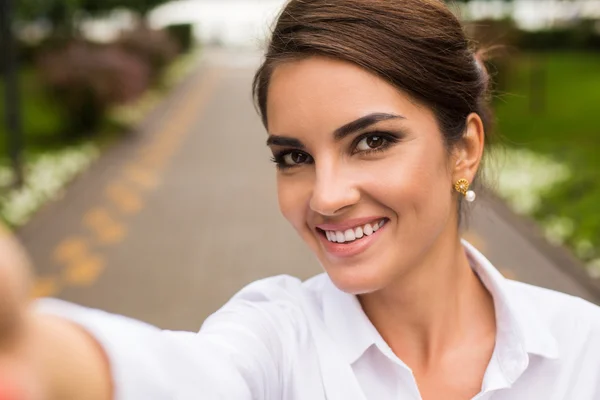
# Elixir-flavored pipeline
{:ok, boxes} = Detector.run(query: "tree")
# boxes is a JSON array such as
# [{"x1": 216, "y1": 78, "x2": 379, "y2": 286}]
[
  {"x1": 81, "y1": 0, "x2": 171, "y2": 20},
  {"x1": 17, "y1": 0, "x2": 82, "y2": 35},
  {"x1": 17, "y1": 0, "x2": 171, "y2": 34}
]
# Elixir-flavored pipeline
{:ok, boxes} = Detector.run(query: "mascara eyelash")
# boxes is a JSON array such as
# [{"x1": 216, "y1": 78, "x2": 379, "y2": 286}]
[
  {"x1": 270, "y1": 131, "x2": 402, "y2": 169},
  {"x1": 270, "y1": 150, "x2": 311, "y2": 170},
  {"x1": 351, "y1": 131, "x2": 401, "y2": 155}
]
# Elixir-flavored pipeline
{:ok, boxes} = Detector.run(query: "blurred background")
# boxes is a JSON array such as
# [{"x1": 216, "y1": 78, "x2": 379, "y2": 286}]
[{"x1": 0, "y1": 0, "x2": 599, "y2": 329}]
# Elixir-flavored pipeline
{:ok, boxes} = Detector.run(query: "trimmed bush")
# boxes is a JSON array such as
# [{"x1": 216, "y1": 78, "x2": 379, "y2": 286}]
[
  {"x1": 166, "y1": 24, "x2": 194, "y2": 53},
  {"x1": 37, "y1": 41, "x2": 150, "y2": 136},
  {"x1": 517, "y1": 20, "x2": 600, "y2": 51},
  {"x1": 117, "y1": 26, "x2": 179, "y2": 81}
]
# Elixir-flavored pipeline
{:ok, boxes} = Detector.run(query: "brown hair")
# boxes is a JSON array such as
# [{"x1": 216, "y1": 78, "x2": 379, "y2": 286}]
[{"x1": 252, "y1": 0, "x2": 493, "y2": 154}]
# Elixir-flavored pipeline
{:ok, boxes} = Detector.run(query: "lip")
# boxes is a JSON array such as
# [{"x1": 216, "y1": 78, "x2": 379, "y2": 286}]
[
  {"x1": 316, "y1": 219, "x2": 387, "y2": 259},
  {"x1": 315, "y1": 216, "x2": 386, "y2": 232}
]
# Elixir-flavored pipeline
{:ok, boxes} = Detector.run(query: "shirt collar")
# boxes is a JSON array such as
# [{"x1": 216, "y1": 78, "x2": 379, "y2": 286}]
[{"x1": 322, "y1": 239, "x2": 560, "y2": 381}]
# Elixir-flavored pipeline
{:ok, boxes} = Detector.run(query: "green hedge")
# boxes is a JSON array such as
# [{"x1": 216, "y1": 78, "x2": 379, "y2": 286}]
[
  {"x1": 166, "y1": 24, "x2": 194, "y2": 53},
  {"x1": 494, "y1": 52, "x2": 600, "y2": 263},
  {"x1": 518, "y1": 21, "x2": 600, "y2": 51}
]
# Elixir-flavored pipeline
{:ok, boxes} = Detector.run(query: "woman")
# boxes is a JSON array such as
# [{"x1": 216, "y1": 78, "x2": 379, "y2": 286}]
[{"x1": 2, "y1": 0, "x2": 600, "y2": 399}]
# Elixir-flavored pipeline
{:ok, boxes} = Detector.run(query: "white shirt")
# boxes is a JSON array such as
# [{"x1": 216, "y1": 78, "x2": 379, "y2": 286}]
[{"x1": 39, "y1": 240, "x2": 600, "y2": 400}]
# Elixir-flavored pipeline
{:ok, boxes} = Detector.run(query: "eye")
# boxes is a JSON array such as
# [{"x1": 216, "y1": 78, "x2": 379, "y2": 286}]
[
  {"x1": 284, "y1": 151, "x2": 310, "y2": 165},
  {"x1": 271, "y1": 149, "x2": 313, "y2": 170},
  {"x1": 355, "y1": 134, "x2": 387, "y2": 152}
]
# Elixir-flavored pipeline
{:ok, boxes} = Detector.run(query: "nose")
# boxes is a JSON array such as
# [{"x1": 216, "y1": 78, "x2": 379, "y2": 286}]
[{"x1": 309, "y1": 164, "x2": 360, "y2": 216}]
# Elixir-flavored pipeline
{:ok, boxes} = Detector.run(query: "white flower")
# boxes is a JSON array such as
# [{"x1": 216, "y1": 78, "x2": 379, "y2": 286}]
[
  {"x1": 575, "y1": 239, "x2": 595, "y2": 260},
  {"x1": 542, "y1": 216, "x2": 575, "y2": 246},
  {"x1": 0, "y1": 142, "x2": 99, "y2": 227},
  {"x1": 493, "y1": 147, "x2": 571, "y2": 215},
  {"x1": 588, "y1": 259, "x2": 600, "y2": 279}
]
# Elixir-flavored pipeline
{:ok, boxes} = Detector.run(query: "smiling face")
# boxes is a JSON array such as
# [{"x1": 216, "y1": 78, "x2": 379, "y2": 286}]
[{"x1": 266, "y1": 56, "x2": 466, "y2": 295}]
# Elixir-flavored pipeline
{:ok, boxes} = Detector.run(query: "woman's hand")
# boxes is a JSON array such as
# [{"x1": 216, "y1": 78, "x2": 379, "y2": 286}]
[
  {"x1": 0, "y1": 226, "x2": 112, "y2": 400},
  {"x1": 0, "y1": 226, "x2": 45, "y2": 399}
]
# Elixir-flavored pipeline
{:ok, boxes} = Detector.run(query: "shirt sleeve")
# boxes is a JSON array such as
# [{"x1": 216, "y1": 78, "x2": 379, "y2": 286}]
[{"x1": 35, "y1": 277, "x2": 303, "y2": 400}]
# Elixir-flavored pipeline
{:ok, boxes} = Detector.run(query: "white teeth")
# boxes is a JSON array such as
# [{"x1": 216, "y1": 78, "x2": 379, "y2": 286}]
[
  {"x1": 324, "y1": 219, "x2": 386, "y2": 243},
  {"x1": 354, "y1": 226, "x2": 364, "y2": 239},
  {"x1": 344, "y1": 229, "x2": 356, "y2": 242}
]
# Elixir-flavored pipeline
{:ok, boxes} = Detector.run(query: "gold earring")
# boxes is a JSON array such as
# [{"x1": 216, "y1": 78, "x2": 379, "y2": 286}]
[{"x1": 454, "y1": 178, "x2": 476, "y2": 202}]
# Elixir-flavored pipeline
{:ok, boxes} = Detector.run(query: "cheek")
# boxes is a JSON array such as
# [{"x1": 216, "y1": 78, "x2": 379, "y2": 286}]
[
  {"x1": 277, "y1": 175, "x2": 309, "y2": 231},
  {"x1": 364, "y1": 145, "x2": 452, "y2": 218}
]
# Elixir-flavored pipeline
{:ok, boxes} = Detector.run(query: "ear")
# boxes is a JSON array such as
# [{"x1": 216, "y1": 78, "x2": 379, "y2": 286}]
[{"x1": 452, "y1": 113, "x2": 485, "y2": 183}]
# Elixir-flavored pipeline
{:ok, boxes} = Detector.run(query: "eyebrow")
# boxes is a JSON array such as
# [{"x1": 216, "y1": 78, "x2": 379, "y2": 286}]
[
  {"x1": 266, "y1": 112, "x2": 405, "y2": 148},
  {"x1": 266, "y1": 135, "x2": 305, "y2": 148},
  {"x1": 333, "y1": 112, "x2": 405, "y2": 140}
]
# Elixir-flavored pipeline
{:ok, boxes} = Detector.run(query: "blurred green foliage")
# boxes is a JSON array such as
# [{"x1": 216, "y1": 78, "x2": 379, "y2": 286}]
[
  {"x1": 18, "y1": 0, "x2": 169, "y2": 18},
  {"x1": 0, "y1": 68, "x2": 67, "y2": 155},
  {"x1": 3, "y1": 0, "x2": 182, "y2": 153},
  {"x1": 166, "y1": 24, "x2": 194, "y2": 53},
  {"x1": 80, "y1": 0, "x2": 170, "y2": 16},
  {"x1": 17, "y1": 0, "x2": 171, "y2": 35},
  {"x1": 495, "y1": 52, "x2": 600, "y2": 256}
]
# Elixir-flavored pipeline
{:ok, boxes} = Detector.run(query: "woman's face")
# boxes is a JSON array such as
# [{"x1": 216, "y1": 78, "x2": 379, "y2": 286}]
[{"x1": 266, "y1": 56, "x2": 460, "y2": 294}]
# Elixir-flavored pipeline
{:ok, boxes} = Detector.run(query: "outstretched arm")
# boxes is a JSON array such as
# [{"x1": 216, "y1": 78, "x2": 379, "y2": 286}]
[
  {"x1": 1, "y1": 230, "x2": 286, "y2": 400},
  {"x1": 0, "y1": 229, "x2": 112, "y2": 400}
]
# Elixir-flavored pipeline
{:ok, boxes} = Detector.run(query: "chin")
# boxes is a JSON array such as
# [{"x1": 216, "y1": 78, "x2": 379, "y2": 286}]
[{"x1": 321, "y1": 260, "x2": 391, "y2": 295}]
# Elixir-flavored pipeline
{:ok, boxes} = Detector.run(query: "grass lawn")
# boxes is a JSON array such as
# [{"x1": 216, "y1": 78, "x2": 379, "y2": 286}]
[
  {"x1": 0, "y1": 68, "x2": 70, "y2": 156},
  {"x1": 494, "y1": 51, "x2": 600, "y2": 262}
]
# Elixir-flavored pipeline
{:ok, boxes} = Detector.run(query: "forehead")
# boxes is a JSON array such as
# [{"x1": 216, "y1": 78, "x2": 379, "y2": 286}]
[{"x1": 265, "y1": 56, "x2": 427, "y2": 135}]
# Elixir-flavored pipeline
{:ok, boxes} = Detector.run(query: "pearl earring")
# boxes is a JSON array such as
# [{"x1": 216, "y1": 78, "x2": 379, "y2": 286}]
[{"x1": 454, "y1": 178, "x2": 476, "y2": 202}]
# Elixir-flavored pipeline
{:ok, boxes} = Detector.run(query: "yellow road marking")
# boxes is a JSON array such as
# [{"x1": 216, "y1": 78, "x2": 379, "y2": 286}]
[
  {"x1": 84, "y1": 208, "x2": 127, "y2": 244},
  {"x1": 53, "y1": 237, "x2": 89, "y2": 264},
  {"x1": 31, "y1": 276, "x2": 61, "y2": 298},
  {"x1": 139, "y1": 147, "x2": 168, "y2": 168},
  {"x1": 47, "y1": 68, "x2": 222, "y2": 294},
  {"x1": 96, "y1": 223, "x2": 127, "y2": 245},
  {"x1": 125, "y1": 165, "x2": 160, "y2": 190},
  {"x1": 106, "y1": 183, "x2": 143, "y2": 215},
  {"x1": 63, "y1": 255, "x2": 105, "y2": 286}
]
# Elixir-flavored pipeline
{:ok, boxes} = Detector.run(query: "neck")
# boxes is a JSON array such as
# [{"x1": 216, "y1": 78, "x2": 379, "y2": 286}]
[{"x1": 358, "y1": 231, "x2": 495, "y2": 370}]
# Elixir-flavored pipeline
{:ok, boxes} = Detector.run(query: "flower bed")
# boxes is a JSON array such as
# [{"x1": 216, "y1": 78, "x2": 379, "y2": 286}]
[
  {"x1": 492, "y1": 51, "x2": 600, "y2": 278},
  {"x1": 0, "y1": 49, "x2": 200, "y2": 228},
  {"x1": 0, "y1": 143, "x2": 99, "y2": 226}
]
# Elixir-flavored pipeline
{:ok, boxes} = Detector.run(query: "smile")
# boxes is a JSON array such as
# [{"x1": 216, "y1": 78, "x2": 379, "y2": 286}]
[
  {"x1": 315, "y1": 218, "x2": 389, "y2": 259},
  {"x1": 322, "y1": 219, "x2": 387, "y2": 244}
]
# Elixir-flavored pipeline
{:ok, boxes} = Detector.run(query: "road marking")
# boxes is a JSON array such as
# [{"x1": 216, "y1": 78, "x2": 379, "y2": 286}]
[
  {"x1": 31, "y1": 276, "x2": 61, "y2": 298},
  {"x1": 63, "y1": 254, "x2": 105, "y2": 286},
  {"x1": 125, "y1": 165, "x2": 160, "y2": 190},
  {"x1": 139, "y1": 146, "x2": 169, "y2": 169},
  {"x1": 40, "y1": 67, "x2": 223, "y2": 294},
  {"x1": 106, "y1": 183, "x2": 143, "y2": 214},
  {"x1": 53, "y1": 237, "x2": 89, "y2": 264},
  {"x1": 84, "y1": 208, "x2": 127, "y2": 244}
]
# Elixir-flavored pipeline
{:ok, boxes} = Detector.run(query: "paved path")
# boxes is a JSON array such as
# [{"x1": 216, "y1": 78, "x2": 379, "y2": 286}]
[{"x1": 16, "y1": 48, "x2": 598, "y2": 331}]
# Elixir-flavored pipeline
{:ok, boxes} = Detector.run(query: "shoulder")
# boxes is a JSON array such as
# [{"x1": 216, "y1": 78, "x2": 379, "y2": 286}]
[
  {"x1": 227, "y1": 273, "x2": 328, "y2": 305},
  {"x1": 505, "y1": 279, "x2": 600, "y2": 341},
  {"x1": 201, "y1": 273, "x2": 329, "y2": 337}
]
